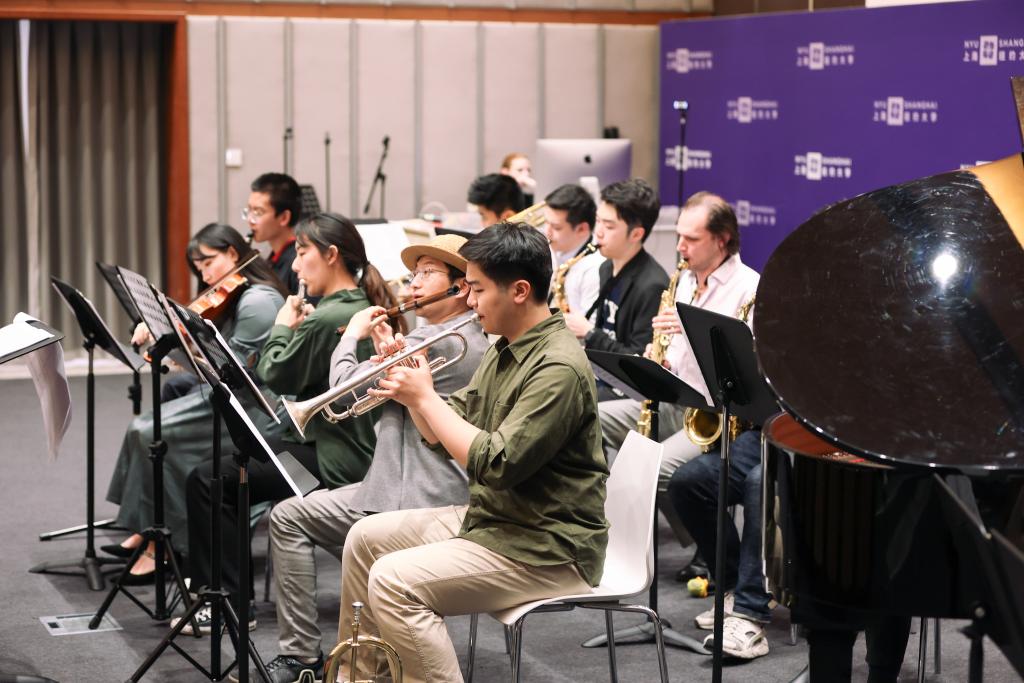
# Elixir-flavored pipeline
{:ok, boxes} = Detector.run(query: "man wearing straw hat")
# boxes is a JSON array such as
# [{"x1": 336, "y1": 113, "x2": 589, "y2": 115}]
[{"x1": 235, "y1": 234, "x2": 488, "y2": 682}]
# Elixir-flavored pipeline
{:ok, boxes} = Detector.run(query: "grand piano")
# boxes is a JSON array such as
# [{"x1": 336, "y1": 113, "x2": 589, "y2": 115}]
[{"x1": 753, "y1": 84, "x2": 1024, "y2": 680}]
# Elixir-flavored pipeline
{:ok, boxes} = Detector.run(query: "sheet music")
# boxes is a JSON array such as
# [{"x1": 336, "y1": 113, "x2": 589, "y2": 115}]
[
  {"x1": 357, "y1": 223, "x2": 412, "y2": 282},
  {"x1": 0, "y1": 315, "x2": 53, "y2": 357},
  {"x1": 116, "y1": 266, "x2": 174, "y2": 339},
  {"x1": 16, "y1": 314, "x2": 72, "y2": 461},
  {"x1": 223, "y1": 390, "x2": 304, "y2": 498}
]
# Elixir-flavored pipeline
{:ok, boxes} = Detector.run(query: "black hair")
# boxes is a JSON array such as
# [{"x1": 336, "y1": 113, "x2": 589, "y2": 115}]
[
  {"x1": 683, "y1": 191, "x2": 741, "y2": 255},
  {"x1": 294, "y1": 212, "x2": 407, "y2": 332},
  {"x1": 600, "y1": 178, "x2": 660, "y2": 242},
  {"x1": 544, "y1": 184, "x2": 596, "y2": 230},
  {"x1": 250, "y1": 172, "x2": 302, "y2": 227},
  {"x1": 467, "y1": 173, "x2": 525, "y2": 220},
  {"x1": 459, "y1": 222, "x2": 552, "y2": 304},
  {"x1": 187, "y1": 223, "x2": 290, "y2": 299}
]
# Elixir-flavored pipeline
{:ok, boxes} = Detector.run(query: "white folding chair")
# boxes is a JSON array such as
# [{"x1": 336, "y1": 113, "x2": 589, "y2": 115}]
[{"x1": 466, "y1": 430, "x2": 669, "y2": 683}]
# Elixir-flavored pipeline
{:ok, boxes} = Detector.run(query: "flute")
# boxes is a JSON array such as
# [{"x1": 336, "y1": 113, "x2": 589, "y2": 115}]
[{"x1": 336, "y1": 284, "x2": 461, "y2": 336}]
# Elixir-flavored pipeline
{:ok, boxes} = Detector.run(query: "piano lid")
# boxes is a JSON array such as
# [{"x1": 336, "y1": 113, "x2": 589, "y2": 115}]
[{"x1": 754, "y1": 154, "x2": 1024, "y2": 473}]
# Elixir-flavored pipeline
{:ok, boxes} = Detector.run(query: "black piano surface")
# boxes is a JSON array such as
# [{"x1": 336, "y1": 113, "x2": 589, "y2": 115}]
[
  {"x1": 754, "y1": 159, "x2": 1024, "y2": 671},
  {"x1": 755, "y1": 167, "x2": 1024, "y2": 472}
]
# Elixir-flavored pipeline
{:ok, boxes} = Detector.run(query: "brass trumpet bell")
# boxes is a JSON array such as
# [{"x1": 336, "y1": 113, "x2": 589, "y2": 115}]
[{"x1": 323, "y1": 601, "x2": 403, "y2": 683}]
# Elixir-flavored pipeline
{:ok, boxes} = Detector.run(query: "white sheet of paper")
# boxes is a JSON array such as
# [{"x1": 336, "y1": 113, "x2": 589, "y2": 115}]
[
  {"x1": 0, "y1": 314, "x2": 54, "y2": 358},
  {"x1": 355, "y1": 223, "x2": 412, "y2": 282},
  {"x1": 225, "y1": 391, "x2": 303, "y2": 498},
  {"x1": 14, "y1": 313, "x2": 72, "y2": 460}
]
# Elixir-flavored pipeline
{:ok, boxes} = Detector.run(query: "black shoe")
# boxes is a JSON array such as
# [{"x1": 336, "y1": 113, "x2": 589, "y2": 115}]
[
  {"x1": 118, "y1": 569, "x2": 155, "y2": 586},
  {"x1": 100, "y1": 542, "x2": 136, "y2": 559},
  {"x1": 676, "y1": 551, "x2": 710, "y2": 583},
  {"x1": 228, "y1": 653, "x2": 324, "y2": 683}
]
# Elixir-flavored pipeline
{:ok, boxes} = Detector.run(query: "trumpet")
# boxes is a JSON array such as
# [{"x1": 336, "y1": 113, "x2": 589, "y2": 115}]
[
  {"x1": 283, "y1": 314, "x2": 478, "y2": 439},
  {"x1": 509, "y1": 201, "x2": 547, "y2": 229},
  {"x1": 324, "y1": 601, "x2": 403, "y2": 683}
]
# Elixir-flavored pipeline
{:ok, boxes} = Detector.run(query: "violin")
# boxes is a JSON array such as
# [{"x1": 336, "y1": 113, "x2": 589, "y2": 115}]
[{"x1": 188, "y1": 253, "x2": 259, "y2": 321}]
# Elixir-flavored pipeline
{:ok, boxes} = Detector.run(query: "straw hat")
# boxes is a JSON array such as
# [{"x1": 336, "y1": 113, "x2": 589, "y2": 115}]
[{"x1": 400, "y1": 233, "x2": 468, "y2": 273}]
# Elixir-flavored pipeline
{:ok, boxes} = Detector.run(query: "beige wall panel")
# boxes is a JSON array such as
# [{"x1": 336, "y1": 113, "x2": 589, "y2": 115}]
[
  {"x1": 291, "y1": 19, "x2": 352, "y2": 214},
  {"x1": 481, "y1": 22, "x2": 540, "y2": 174},
  {"x1": 354, "y1": 21, "x2": 416, "y2": 219},
  {"x1": 419, "y1": 22, "x2": 479, "y2": 214},
  {"x1": 604, "y1": 25, "x2": 659, "y2": 188},
  {"x1": 187, "y1": 16, "x2": 220, "y2": 232},
  {"x1": 543, "y1": 24, "x2": 600, "y2": 139},
  {"x1": 224, "y1": 18, "x2": 287, "y2": 227}
]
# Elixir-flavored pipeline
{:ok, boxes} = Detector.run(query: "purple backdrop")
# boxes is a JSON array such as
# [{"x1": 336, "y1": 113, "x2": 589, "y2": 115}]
[{"x1": 659, "y1": 0, "x2": 1024, "y2": 272}]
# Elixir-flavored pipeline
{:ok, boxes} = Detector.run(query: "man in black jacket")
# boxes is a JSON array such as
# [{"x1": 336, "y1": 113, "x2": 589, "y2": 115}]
[{"x1": 564, "y1": 178, "x2": 668, "y2": 400}]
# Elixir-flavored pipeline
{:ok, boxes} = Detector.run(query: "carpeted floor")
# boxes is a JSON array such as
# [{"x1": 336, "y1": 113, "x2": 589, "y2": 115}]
[{"x1": 0, "y1": 373, "x2": 1019, "y2": 682}]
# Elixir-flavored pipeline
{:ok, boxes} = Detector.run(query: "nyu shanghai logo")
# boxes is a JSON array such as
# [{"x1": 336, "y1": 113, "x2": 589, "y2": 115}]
[
  {"x1": 796, "y1": 42, "x2": 855, "y2": 70},
  {"x1": 732, "y1": 200, "x2": 777, "y2": 227},
  {"x1": 664, "y1": 146, "x2": 712, "y2": 171},
  {"x1": 794, "y1": 152, "x2": 852, "y2": 181},
  {"x1": 872, "y1": 97, "x2": 939, "y2": 126},
  {"x1": 963, "y1": 35, "x2": 1024, "y2": 66},
  {"x1": 726, "y1": 97, "x2": 779, "y2": 123},
  {"x1": 666, "y1": 47, "x2": 714, "y2": 74}
]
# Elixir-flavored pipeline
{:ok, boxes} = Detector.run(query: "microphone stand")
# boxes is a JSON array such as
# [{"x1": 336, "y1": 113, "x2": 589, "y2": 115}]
[
  {"x1": 673, "y1": 100, "x2": 689, "y2": 206},
  {"x1": 363, "y1": 136, "x2": 389, "y2": 218},
  {"x1": 324, "y1": 132, "x2": 332, "y2": 212},
  {"x1": 283, "y1": 126, "x2": 293, "y2": 175}
]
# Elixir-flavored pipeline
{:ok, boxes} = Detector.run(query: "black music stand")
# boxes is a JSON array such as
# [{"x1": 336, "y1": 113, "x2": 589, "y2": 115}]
[
  {"x1": 96, "y1": 261, "x2": 145, "y2": 415},
  {"x1": 1, "y1": 317, "x2": 64, "y2": 683},
  {"x1": 89, "y1": 273, "x2": 193, "y2": 624},
  {"x1": 29, "y1": 278, "x2": 145, "y2": 591},
  {"x1": 129, "y1": 303, "x2": 316, "y2": 683},
  {"x1": 935, "y1": 475, "x2": 1024, "y2": 683},
  {"x1": 583, "y1": 350, "x2": 711, "y2": 656},
  {"x1": 677, "y1": 302, "x2": 779, "y2": 683}
]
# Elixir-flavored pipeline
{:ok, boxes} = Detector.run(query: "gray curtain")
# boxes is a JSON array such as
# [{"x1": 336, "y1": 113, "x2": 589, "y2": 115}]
[
  {"x1": 29, "y1": 20, "x2": 169, "y2": 351},
  {"x1": 0, "y1": 22, "x2": 29, "y2": 325}
]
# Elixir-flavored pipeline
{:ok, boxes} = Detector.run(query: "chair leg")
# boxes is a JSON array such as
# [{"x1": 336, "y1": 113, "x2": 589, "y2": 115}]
[
  {"x1": 790, "y1": 622, "x2": 799, "y2": 646},
  {"x1": 605, "y1": 610, "x2": 618, "y2": 683},
  {"x1": 512, "y1": 618, "x2": 525, "y2": 683},
  {"x1": 933, "y1": 618, "x2": 941, "y2": 675},
  {"x1": 263, "y1": 525, "x2": 273, "y2": 603},
  {"x1": 467, "y1": 613, "x2": 478, "y2": 683},
  {"x1": 586, "y1": 603, "x2": 668, "y2": 683},
  {"x1": 917, "y1": 616, "x2": 928, "y2": 683}
]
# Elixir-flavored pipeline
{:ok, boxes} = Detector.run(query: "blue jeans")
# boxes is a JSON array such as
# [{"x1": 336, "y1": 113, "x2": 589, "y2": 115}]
[{"x1": 667, "y1": 429, "x2": 771, "y2": 623}]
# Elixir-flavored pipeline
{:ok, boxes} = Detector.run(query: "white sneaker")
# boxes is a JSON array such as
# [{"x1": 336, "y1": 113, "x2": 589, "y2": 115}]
[
  {"x1": 694, "y1": 592, "x2": 734, "y2": 630},
  {"x1": 170, "y1": 605, "x2": 257, "y2": 636},
  {"x1": 702, "y1": 615, "x2": 770, "y2": 660}
]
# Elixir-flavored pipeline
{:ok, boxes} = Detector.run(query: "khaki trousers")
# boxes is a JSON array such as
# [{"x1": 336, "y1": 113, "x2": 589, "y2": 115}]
[{"x1": 337, "y1": 505, "x2": 591, "y2": 683}]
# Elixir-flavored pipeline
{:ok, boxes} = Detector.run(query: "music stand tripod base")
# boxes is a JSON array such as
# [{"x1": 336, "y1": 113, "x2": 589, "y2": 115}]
[{"x1": 581, "y1": 619, "x2": 710, "y2": 654}]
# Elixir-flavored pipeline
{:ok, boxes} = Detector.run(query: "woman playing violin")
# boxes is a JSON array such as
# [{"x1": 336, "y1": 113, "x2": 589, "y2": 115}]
[{"x1": 104, "y1": 223, "x2": 289, "y2": 582}]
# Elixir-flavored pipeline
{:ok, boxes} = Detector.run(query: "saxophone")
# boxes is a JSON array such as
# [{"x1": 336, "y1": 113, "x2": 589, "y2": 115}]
[
  {"x1": 681, "y1": 293, "x2": 757, "y2": 451},
  {"x1": 552, "y1": 242, "x2": 598, "y2": 313},
  {"x1": 636, "y1": 259, "x2": 688, "y2": 438}
]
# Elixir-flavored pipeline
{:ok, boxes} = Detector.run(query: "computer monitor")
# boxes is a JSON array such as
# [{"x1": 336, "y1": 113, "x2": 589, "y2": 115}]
[{"x1": 532, "y1": 138, "x2": 633, "y2": 201}]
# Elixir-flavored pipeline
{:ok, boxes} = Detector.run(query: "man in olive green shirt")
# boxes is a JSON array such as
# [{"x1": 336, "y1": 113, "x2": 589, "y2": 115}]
[{"x1": 337, "y1": 222, "x2": 609, "y2": 683}]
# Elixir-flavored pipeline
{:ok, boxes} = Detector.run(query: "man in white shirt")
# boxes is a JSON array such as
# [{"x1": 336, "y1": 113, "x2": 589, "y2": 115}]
[
  {"x1": 598, "y1": 191, "x2": 759, "y2": 573},
  {"x1": 545, "y1": 184, "x2": 604, "y2": 315}
]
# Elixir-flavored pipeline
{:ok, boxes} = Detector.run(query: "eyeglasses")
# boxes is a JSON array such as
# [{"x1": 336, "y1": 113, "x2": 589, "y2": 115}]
[
  {"x1": 241, "y1": 206, "x2": 269, "y2": 223},
  {"x1": 410, "y1": 268, "x2": 447, "y2": 283}
]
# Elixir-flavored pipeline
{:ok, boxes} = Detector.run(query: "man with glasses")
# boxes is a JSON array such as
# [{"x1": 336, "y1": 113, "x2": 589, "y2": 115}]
[
  {"x1": 231, "y1": 234, "x2": 487, "y2": 682},
  {"x1": 244, "y1": 172, "x2": 303, "y2": 294}
]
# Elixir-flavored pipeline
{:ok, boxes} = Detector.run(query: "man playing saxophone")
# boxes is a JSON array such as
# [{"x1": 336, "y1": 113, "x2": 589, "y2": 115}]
[
  {"x1": 545, "y1": 184, "x2": 604, "y2": 315},
  {"x1": 598, "y1": 191, "x2": 760, "y2": 595}
]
